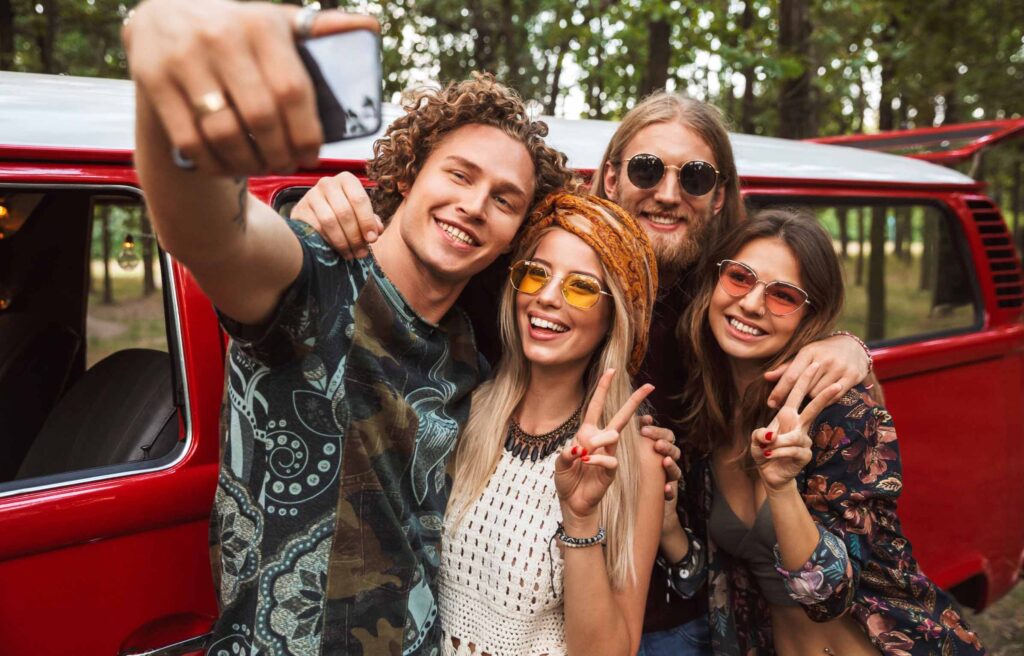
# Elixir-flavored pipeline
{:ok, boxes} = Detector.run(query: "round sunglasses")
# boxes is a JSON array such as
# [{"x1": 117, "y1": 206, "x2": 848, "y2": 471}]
[
  {"x1": 623, "y1": 153, "x2": 721, "y2": 196},
  {"x1": 717, "y1": 259, "x2": 811, "y2": 316},
  {"x1": 509, "y1": 259, "x2": 611, "y2": 309}
]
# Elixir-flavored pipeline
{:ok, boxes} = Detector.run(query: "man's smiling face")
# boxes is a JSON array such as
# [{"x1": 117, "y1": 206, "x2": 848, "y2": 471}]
[
  {"x1": 603, "y1": 120, "x2": 725, "y2": 276},
  {"x1": 396, "y1": 123, "x2": 535, "y2": 284}
]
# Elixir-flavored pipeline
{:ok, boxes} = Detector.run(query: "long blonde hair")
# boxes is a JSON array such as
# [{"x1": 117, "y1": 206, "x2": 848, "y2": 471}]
[{"x1": 448, "y1": 207, "x2": 654, "y2": 589}]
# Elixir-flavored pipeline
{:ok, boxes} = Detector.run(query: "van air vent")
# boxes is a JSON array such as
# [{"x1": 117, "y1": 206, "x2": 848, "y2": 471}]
[{"x1": 967, "y1": 198, "x2": 1023, "y2": 309}]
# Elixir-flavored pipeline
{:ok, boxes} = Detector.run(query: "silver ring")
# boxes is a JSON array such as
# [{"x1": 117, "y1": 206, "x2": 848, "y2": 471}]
[
  {"x1": 293, "y1": 6, "x2": 319, "y2": 40},
  {"x1": 171, "y1": 147, "x2": 196, "y2": 171}
]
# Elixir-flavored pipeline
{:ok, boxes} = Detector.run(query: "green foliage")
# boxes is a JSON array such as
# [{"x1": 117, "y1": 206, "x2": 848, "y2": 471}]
[{"x1": 0, "y1": 0, "x2": 1020, "y2": 135}]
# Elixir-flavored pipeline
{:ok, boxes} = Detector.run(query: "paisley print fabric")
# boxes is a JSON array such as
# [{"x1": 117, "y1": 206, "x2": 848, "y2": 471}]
[
  {"x1": 208, "y1": 220, "x2": 484, "y2": 655},
  {"x1": 669, "y1": 386, "x2": 986, "y2": 656}
]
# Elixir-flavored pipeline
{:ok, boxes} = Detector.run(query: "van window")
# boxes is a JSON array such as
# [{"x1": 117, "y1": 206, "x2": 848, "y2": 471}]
[
  {"x1": 747, "y1": 199, "x2": 981, "y2": 344},
  {"x1": 0, "y1": 188, "x2": 183, "y2": 491}
]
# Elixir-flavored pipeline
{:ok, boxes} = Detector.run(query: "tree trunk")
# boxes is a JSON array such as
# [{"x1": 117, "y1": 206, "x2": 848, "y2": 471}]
[
  {"x1": 142, "y1": 210, "x2": 156, "y2": 297},
  {"x1": 919, "y1": 211, "x2": 937, "y2": 291},
  {"x1": 500, "y1": 0, "x2": 519, "y2": 89},
  {"x1": 777, "y1": 0, "x2": 813, "y2": 138},
  {"x1": 894, "y1": 207, "x2": 912, "y2": 262},
  {"x1": 0, "y1": 0, "x2": 13, "y2": 70},
  {"x1": 589, "y1": 45, "x2": 605, "y2": 119},
  {"x1": 740, "y1": 0, "x2": 755, "y2": 134},
  {"x1": 544, "y1": 42, "x2": 568, "y2": 116},
  {"x1": 38, "y1": 0, "x2": 58, "y2": 74},
  {"x1": 838, "y1": 208, "x2": 850, "y2": 258},
  {"x1": 855, "y1": 208, "x2": 865, "y2": 286},
  {"x1": 866, "y1": 207, "x2": 887, "y2": 341},
  {"x1": 640, "y1": 19, "x2": 670, "y2": 97},
  {"x1": 101, "y1": 208, "x2": 113, "y2": 305}
]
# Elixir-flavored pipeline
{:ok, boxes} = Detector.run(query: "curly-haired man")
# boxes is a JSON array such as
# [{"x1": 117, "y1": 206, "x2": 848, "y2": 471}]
[{"x1": 125, "y1": 2, "x2": 573, "y2": 654}]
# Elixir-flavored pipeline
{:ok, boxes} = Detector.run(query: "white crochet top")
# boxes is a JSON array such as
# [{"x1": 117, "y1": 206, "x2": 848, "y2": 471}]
[{"x1": 438, "y1": 446, "x2": 567, "y2": 656}]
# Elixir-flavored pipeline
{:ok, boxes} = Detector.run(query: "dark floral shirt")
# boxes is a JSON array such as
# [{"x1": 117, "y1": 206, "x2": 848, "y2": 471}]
[
  {"x1": 208, "y1": 221, "x2": 485, "y2": 656},
  {"x1": 669, "y1": 386, "x2": 986, "y2": 656}
]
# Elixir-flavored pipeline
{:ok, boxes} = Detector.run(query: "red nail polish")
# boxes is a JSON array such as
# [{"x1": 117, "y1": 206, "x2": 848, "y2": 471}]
[
  {"x1": 582, "y1": 456, "x2": 590, "y2": 462},
  {"x1": 571, "y1": 446, "x2": 578, "y2": 456},
  {"x1": 765, "y1": 431, "x2": 773, "y2": 442},
  {"x1": 581, "y1": 448, "x2": 588, "y2": 457},
  {"x1": 764, "y1": 450, "x2": 773, "y2": 457}
]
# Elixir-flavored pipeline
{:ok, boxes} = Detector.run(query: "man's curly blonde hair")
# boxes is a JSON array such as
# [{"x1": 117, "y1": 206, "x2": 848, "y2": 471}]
[{"x1": 367, "y1": 73, "x2": 576, "y2": 221}]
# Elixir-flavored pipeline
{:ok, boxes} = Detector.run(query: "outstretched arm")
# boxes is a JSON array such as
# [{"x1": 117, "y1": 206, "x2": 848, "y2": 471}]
[{"x1": 126, "y1": 0, "x2": 377, "y2": 324}]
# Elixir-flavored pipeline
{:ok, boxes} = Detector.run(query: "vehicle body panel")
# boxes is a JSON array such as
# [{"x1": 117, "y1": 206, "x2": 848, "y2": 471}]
[{"x1": 0, "y1": 72, "x2": 1020, "y2": 655}]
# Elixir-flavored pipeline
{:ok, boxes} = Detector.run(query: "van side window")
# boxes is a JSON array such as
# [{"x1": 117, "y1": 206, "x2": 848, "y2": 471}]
[
  {"x1": 0, "y1": 189, "x2": 183, "y2": 490},
  {"x1": 748, "y1": 199, "x2": 981, "y2": 344}
]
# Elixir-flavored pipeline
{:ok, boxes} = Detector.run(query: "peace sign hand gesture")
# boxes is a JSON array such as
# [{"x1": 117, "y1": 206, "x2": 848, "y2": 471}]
[
  {"x1": 555, "y1": 369, "x2": 654, "y2": 523},
  {"x1": 752, "y1": 363, "x2": 840, "y2": 492}
]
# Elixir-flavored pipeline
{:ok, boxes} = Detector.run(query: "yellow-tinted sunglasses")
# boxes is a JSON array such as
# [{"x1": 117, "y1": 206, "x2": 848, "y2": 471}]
[{"x1": 509, "y1": 259, "x2": 611, "y2": 309}]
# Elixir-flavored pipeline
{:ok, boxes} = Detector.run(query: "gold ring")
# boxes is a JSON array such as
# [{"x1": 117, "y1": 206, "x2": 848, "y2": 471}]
[{"x1": 193, "y1": 91, "x2": 228, "y2": 119}]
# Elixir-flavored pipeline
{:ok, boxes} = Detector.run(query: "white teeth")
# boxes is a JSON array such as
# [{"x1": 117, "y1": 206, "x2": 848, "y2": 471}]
[
  {"x1": 438, "y1": 220, "x2": 477, "y2": 246},
  {"x1": 645, "y1": 213, "x2": 682, "y2": 225},
  {"x1": 729, "y1": 317, "x2": 765, "y2": 336},
  {"x1": 530, "y1": 316, "x2": 569, "y2": 333}
]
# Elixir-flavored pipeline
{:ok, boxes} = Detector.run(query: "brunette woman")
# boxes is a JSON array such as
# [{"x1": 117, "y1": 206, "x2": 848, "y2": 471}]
[
  {"x1": 439, "y1": 191, "x2": 666, "y2": 656},
  {"x1": 658, "y1": 208, "x2": 985, "y2": 655}
]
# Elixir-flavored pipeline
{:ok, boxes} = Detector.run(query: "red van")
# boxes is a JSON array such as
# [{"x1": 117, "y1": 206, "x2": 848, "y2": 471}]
[{"x1": 0, "y1": 72, "x2": 1021, "y2": 656}]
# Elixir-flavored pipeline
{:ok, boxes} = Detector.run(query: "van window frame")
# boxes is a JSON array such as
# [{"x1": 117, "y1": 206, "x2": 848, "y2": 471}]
[
  {"x1": 0, "y1": 183, "x2": 193, "y2": 498},
  {"x1": 744, "y1": 194, "x2": 985, "y2": 349}
]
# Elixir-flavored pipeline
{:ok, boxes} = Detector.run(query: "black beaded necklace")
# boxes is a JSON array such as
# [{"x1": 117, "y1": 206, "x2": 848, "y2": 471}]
[{"x1": 504, "y1": 404, "x2": 584, "y2": 462}]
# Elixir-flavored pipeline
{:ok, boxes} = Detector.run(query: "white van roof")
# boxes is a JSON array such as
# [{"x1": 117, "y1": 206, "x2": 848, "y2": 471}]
[{"x1": 0, "y1": 71, "x2": 975, "y2": 187}]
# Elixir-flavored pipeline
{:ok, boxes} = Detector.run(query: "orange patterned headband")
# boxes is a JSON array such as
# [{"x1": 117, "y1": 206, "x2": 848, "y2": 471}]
[{"x1": 519, "y1": 191, "x2": 658, "y2": 375}]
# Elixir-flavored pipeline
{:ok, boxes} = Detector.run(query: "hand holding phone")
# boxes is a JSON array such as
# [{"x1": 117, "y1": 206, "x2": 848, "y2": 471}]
[{"x1": 126, "y1": 0, "x2": 381, "y2": 174}]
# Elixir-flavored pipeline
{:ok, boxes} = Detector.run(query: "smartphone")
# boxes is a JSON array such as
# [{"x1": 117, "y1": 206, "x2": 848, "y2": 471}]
[{"x1": 296, "y1": 29, "x2": 383, "y2": 143}]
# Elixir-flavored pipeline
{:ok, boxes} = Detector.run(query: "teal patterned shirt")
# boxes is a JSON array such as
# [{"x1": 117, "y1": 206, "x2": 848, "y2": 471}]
[{"x1": 208, "y1": 220, "x2": 484, "y2": 656}]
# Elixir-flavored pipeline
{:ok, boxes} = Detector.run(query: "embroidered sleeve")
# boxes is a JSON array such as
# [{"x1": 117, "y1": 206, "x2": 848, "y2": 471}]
[
  {"x1": 218, "y1": 219, "x2": 354, "y2": 368},
  {"x1": 773, "y1": 397, "x2": 903, "y2": 622}
]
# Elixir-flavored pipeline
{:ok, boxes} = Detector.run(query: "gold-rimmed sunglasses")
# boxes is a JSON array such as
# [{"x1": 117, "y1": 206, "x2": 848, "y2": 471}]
[{"x1": 509, "y1": 259, "x2": 611, "y2": 309}]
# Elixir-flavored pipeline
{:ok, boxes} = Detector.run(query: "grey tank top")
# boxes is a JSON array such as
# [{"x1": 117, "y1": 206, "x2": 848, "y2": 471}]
[{"x1": 708, "y1": 480, "x2": 798, "y2": 607}]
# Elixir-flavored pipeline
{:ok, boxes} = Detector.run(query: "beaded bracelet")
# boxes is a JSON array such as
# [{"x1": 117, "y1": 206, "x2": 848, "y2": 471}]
[
  {"x1": 830, "y1": 330, "x2": 873, "y2": 375},
  {"x1": 554, "y1": 522, "x2": 606, "y2": 548},
  {"x1": 657, "y1": 526, "x2": 706, "y2": 600},
  {"x1": 548, "y1": 522, "x2": 607, "y2": 595}
]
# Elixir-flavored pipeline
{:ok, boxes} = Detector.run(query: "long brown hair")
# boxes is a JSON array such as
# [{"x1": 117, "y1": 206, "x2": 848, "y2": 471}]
[
  {"x1": 590, "y1": 92, "x2": 745, "y2": 247},
  {"x1": 676, "y1": 208, "x2": 845, "y2": 459}
]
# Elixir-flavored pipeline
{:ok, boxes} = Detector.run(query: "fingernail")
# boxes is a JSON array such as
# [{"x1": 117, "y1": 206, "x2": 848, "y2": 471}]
[
  {"x1": 571, "y1": 446, "x2": 578, "y2": 456},
  {"x1": 764, "y1": 450, "x2": 773, "y2": 457},
  {"x1": 581, "y1": 448, "x2": 588, "y2": 457},
  {"x1": 765, "y1": 431, "x2": 773, "y2": 442},
  {"x1": 367, "y1": 231, "x2": 378, "y2": 242},
  {"x1": 767, "y1": 400, "x2": 777, "y2": 409},
  {"x1": 582, "y1": 456, "x2": 590, "y2": 462}
]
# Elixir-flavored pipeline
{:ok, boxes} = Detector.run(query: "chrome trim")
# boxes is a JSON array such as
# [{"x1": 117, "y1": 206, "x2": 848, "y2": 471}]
[
  {"x1": 0, "y1": 183, "x2": 194, "y2": 499},
  {"x1": 119, "y1": 632, "x2": 211, "y2": 656}
]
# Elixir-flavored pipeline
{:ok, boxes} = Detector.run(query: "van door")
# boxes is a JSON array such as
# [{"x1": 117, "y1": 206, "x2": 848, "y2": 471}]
[{"x1": 0, "y1": 171, "x2": 222, "y2": 655}]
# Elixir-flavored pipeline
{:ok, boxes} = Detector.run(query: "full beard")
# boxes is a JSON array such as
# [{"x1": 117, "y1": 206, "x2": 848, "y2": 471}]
[{"x1": 641, "y1": 207, "x2": 715, "y2": 280}]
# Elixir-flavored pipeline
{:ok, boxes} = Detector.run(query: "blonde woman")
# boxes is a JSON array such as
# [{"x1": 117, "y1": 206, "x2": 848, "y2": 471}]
[{"x1": 438, "y1": 191, "x2": 665, "y2": 656}]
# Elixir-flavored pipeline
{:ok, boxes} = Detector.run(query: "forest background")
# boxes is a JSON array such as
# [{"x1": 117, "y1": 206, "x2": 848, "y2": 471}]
[
  {"x1": 1, "y1": 0, "x2": 1024, "y2": 650},
  {"x1": 1, "y1": 0, "x2": 1022, "y2": 228}
]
